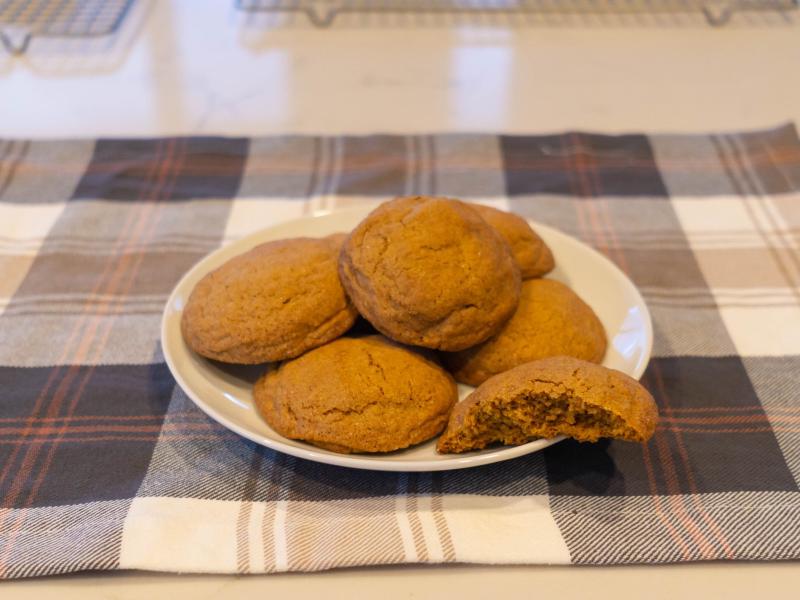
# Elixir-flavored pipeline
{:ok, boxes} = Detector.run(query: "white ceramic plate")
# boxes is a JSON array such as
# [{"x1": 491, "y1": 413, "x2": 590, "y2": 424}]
[{"x1": 161, "y1": 206, "x2": 652, "y2": 472}]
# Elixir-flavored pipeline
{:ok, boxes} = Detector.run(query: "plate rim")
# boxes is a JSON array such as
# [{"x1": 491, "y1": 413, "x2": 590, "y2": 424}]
[{"x1": 161, "y1": 206, "x2": 653, "y2": 472}]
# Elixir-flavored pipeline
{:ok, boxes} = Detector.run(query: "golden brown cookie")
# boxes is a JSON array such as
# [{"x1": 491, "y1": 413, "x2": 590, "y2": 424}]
[
  {"x1": 437, "y1": 356, "x2": 658, "y2": 453},
  {"x1": 469, "y1": 204, "x2": 554, "y2": 279},
  {"x1": 339, "y1": 196, "x2": 521, "y2": 351},
  {"x1": 254, "y1": 335, "x2": 458, "y2": 453},
  {"x1": 181, "y1": 235, "x2": 358, "y2": 364},
  {"x1": 443, "y1": 279, "x2": 606, "y2": 386}
]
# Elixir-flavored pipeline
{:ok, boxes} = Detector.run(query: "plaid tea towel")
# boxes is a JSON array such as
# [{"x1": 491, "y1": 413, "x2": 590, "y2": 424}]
[{"x1": 1, "y1": 125, "x2": 800, "y2": 579}]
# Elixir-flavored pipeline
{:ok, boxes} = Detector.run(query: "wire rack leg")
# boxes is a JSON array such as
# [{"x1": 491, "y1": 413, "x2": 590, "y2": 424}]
[
  {"x1": 702, "y1": 2, "x2": 736, "y2": 25},
  {"x1": 305, "y1": 6, "x2": 338, "y2": 27},
  {"x1": 0, "y1": 30, "x2": 32, "y2": 55}
]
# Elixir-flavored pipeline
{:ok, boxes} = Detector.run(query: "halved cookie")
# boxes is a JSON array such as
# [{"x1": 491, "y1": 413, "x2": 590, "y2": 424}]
[{"x1": 437, "y1": 356, "x2": 658, "y2": 453}]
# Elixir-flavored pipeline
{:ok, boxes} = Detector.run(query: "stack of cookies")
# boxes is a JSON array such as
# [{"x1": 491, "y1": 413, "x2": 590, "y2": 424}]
[{"x1": 181, "y1": 196, "x2": 658, "y2": 455}]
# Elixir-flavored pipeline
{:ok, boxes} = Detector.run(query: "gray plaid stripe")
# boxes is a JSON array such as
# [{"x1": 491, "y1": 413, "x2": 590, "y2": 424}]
[
  {"x1": 0, "y1": 140, "x2": 94, "y2": 204},
  {"x1": 552, "y1": 491, "x2": 800, "y2": 563},
  {"x1": 0, "y1": 500, "x2": 129, "y2": 578},
  {"x1": 744, "y1": 356, "x2": 800, "y2": 488}
]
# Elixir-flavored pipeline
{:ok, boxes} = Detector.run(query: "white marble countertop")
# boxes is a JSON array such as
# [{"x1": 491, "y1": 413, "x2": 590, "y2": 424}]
[
  {"x1": 2, "y1": 0, "x2": 799, "y2": 138},
  {"x1": 2, "y1": 0, "x2": 800, "y2": 595}
]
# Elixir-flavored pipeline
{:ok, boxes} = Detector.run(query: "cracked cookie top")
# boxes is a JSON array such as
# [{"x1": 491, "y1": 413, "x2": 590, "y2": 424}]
[
  {"x1": 338, "y1": 196, "x2": 521, "y2": 351},
  {"x1": 181, "y1": 235, "x2": 358, "y2": 364},
  {"x1": 254, "y1": 335, "x2": 458, "y2": 453}
]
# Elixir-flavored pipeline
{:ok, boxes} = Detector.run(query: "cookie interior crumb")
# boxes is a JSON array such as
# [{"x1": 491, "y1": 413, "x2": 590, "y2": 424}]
[{"x1": 440, "y1": 391, "x2": 642, "y2": 453}]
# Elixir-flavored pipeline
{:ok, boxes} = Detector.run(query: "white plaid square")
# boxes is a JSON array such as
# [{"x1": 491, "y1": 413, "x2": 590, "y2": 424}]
[
  {"x1": 0, "y1": 202, "x2": 67, "y2": 256},
  {"x1": 224, "y1": 198, "x2": 308, "y2": 242},
  {"x1": 0, "y1": 202, "x2": 66, "y2": 315},
  {"x1": 719, "y1": 305, "x2": 800, "y2": 356}
]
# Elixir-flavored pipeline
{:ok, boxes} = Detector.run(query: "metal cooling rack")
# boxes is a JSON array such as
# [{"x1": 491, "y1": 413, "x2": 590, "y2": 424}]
[
  {"x1": 0, "y1": 0, "x2": 136, "y2": 55},
  {"x1": 235, "y1": 0, "x2": 798, "y2": 27}
]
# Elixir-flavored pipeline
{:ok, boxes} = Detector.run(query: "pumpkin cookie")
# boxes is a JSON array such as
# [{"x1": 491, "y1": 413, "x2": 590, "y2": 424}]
[
  {"x1": 181, "y1": 235, "x2": 357, "y2": 364},
  {"x1": 339, "y1": 196, "x2": 521, "y2": 351},
  {"x1": 443, "y1": 279, "x2": 606, "y2": 386},
  {"x1": 469, "y1": 204, "x2": 554, "y2": 279},
  {"x1": 437, "y1": 356, "x2": 658, "y2": 453},
  {"x1": 255, "y1": 335, "x2": 458, "y2": 453}
]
